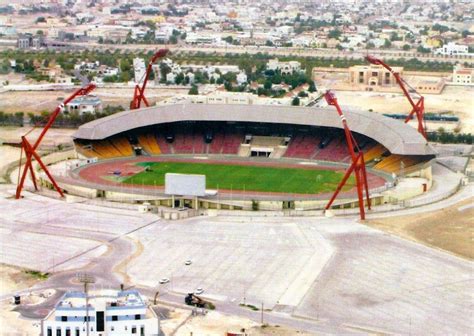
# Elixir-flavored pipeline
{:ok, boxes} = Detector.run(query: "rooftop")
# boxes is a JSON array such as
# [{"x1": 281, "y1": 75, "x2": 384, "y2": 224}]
[{"x1": 73, "y1": 102, "x2": 435, "y2": 156}]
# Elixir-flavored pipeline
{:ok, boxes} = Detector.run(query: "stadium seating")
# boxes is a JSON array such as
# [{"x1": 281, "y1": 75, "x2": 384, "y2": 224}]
[
  {"x1": 138, "y1": 134, "x2": 161, "y2": 155},
  {"x1": 209, "y1": 133, "x2": 225, "y2": 154},
  {"x1": 374, "y1": 154, "x2": 424, "y2": 173},
  {"x1": 222, "y1": 133, "x2": 242, "y2": 154},
  {"x1": 313, "y1": 137, "x2": 348, "y2": 162},
  {"x1": 284, "y1": 134, "x2": 320, "y2": 159},
  {"x1": 363, "y1": 144, "x2": 386, "y2": 163},
  {"x1": 156, "y1": 135, "x2": 172, "y2": 154},
  {"x1": 111, "y1": 136, "x2": 134, "y2": 156}
]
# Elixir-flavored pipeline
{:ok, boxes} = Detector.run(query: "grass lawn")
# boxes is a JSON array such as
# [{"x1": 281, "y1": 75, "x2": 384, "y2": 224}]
[{"x1": 122, "y1": 161, "x2": 355, "y2": 194}]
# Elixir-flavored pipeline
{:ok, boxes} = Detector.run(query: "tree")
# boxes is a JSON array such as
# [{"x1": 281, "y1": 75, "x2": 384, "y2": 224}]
[
  {"x1": 308, "y1": 81, "x2": 316, "y2": 92},
  {"x1": 264, "y1": 79, "x2": 272, "y2": 90},
  {"x1": 402, "y1": 44, "x2": 411, "y2": 51},
  {"x1": 292, "y1": 97, "x2": 300, "y2": 106},
  {"x1": 265, "y1": 40, "x2": 274, "y2": 47},
  {"x1": 188, "y1": 85, "x2": 199, "y2": 95},
  {"x1": 383, "y1": 39, "x2": 392, "y2": 49},
  {"x1": 36, "y1": 17, "x2": 46, "y2": 23},
  {"x1": 328, "y1": 29, "x2": 341, "y2": 39},
  {"x1": 169, "y1": 35, "x2": 178, "y2": 44}
]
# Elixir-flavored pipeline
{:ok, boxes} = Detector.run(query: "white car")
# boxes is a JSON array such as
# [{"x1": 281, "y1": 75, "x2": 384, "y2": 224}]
[
  {"x1": 194, "y1": 288, "x2": 204, "y2": 295},
  {"x1": 185, "y1": 260, "x2": 192, "y2": 266},
  {"x1": 159, "y1": 278, "x2": 170, "y2": 284}
]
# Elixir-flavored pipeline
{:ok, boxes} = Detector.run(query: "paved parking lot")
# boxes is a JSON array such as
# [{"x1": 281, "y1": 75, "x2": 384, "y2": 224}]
[
  {"x1": 1, "y1": 188, "x2": 472, "y2": 335},
  {"x1": 129, "y1": 216, "x2": 333, "y2": 308}
]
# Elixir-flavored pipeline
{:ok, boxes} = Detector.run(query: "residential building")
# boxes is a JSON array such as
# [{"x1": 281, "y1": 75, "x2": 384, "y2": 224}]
[
  {"x1": 66, "y1": 96, "x2": 102, "y2": 115},
  {"x1": 266, "y1": 59, "x2": 302, "y2": 75},
  {"x1": 41, "y1": 290, "x2": 159, "y2": 336},
  {"x1": 349, "y1": 64, "x2": 402, "y2": 87},
  {"x1": 236, "y1": 72, "x2": 248, "y2": 85},
  {"x1": 17, "y1": 33, "x2": 43, "y2": 49},
  {"x1": 452, "y1": 64, "x2": 474, "y2": 85},
  {"x1": 435, "y1": 42, "x2": 469, "y2": 56}
]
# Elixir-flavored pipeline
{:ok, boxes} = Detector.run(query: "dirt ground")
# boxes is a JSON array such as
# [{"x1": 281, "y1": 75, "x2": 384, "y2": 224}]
[
  {"x1": 0, "y1": 264, "x2": 45, "y2": 297},
  {"x1": 174, "y1": 310, "x2": 314, "y2": 336},
  {"x1": 0, "y1": 127, "x2": 75, "y2": 145},
  {"x1": 0, "y1": 87, "x2": 188, "y2": 114},
  {"x1": 0, "y1": 305, "x2": 41, "y2": 336},
  {"x1": 335, "y1": 86, "x2": 474, "y2": 133},
  {"x1": 365, "y1": 197, "x2": 474, "y2": 260}
]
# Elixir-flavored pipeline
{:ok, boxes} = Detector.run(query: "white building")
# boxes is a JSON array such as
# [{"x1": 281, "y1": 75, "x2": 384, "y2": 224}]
[
  {"x1": 435, "y1": 42, "x2": 469, "y2": 56},
  {"x1": 66, "y1": 96, "x2": 102, "y2": 115},
  {"x1": 166, "y1": 72, "x2": 177, "y2": 83},
  {"x1": 236, "y1": 71, "x2": 248, "y2": 85},
  {"x1": 42, "y1": 290, "x2": 159, "y2": 336},
  {"x1": 266, "y1": 59, "x2": 302, "y2": 75},
  {"x1": 133, "y1": 58, "x2": 146, "y2": 84},
  {"x1": 452, "y1": 64, "x2": 474, "y2": 85}
]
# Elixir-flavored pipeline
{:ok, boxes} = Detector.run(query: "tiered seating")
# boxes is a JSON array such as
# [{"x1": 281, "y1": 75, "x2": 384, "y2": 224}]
[
  {"x1": 374, "y1": 155, "x2": 424, "y2": 173},
  {"x1": 209, "y1": 133, "x2": 225, "y2": 154},
  {"x1": 193, "y1": 133, "x2": 205, "y2": 154},
  {"x1": 111, "y1": 136, "x2": 133, "y2": 156},
  {"x1": 138, "y1": 133, "x2": 161, "y2": 155},
  {"x1": 74, "y1": 142, "x2": 97, "y2": 158},
  {"x1": 222, "y1": 133, "x2": 242, "y2": 154},
  {"x1": 173, "y1": 133, "x2": 194, "y2": 153},
  {"x1": 156, "y1": 135, "x2": 172, "y2": 154},
  {"x1": 284, "y1": 134, "x2": 320, "y2": 159},
  {"x1": 92, "y1": 140, "x2": 122, "y2": 158},
  {"x1": 314, "y1": 138, "x2": 348, "y2": 162},
  {"x1": 363, "y1": 144, "x2": 386, "y2": 163}
]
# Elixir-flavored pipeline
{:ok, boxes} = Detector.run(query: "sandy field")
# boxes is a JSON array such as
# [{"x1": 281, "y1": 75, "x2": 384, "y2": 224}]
[
  {"x1": 365, "y1": 197, "x2": 474, "y2": 259},
  {"x1": 0, "y1": 127, "x2": 75, "y2": 145},
  {"x1": 336, "y1": 86, "x2": 474, "y2": 133},
  {"x1": 0, "y1": 145, "x2": 21, "y2": 183},
  {"x1": 0, "y1": 264, "x2": 44, "y2": 297},
  {"x1": 174, "y1": 310, "x2": 314, "y2": 336},
  {"x1": 0, "y1": 87, "x2": 189, "y2": 114}
]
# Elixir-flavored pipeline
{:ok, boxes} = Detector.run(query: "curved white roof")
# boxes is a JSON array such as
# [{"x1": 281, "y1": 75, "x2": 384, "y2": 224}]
[{"x1": 73, "y1": 103, "x2": 436, "y2": 156}]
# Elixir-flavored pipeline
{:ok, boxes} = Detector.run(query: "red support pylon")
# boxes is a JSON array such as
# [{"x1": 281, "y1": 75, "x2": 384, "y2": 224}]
[
  {"x1": 324, "y1": 90, "x2": 371, "y2": 220},
  {"x1": 366, "y1": 55, "x2": 427, "y2": 139},
  {"x1": 130, "y1": 49, "x2": 169, "y2": 110},
  {"x1": 15, "y1": 83, "x2": 96, "y2": 199}
]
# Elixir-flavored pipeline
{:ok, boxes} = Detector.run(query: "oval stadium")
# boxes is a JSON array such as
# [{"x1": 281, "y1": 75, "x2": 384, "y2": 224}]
[{"x1": 55, "y1": 101, "x2": 438, "y2": 212}]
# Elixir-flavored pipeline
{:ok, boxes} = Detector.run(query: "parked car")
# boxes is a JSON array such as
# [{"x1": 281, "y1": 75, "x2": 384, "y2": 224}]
[
  {"x1": 194, "y1": 288, "x2": 204, "y2": 295},
  {"x1": 185, "y1": 260, "x2": 192, "y2": 265},
  {"x1": 159, "y1": 278, "x2": 170, "y2": 284}
]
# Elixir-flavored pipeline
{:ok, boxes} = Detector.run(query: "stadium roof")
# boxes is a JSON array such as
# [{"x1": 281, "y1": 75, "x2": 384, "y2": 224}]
[{"x1": 73, "y1": 103, "x2": 436, "y2": 156}]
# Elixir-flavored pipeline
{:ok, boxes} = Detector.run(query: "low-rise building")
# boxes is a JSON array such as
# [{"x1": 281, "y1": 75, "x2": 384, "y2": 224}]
[
  {"x1": 349, "y1": 64, "x2": 401, "y2": 87},
  {"x1": 452, "y1": 64, "x2": 474, "y2": 85},
  {"x1": 66, "y1": 96, "x2": 102, "y2": 115},
  {"x1": 133, "y1": 58, "x2": 146, "y2": 84},
  {"x1": 236, "y1": 71, "x2": 248, "y2": 85},
  {"x1": 41, "y1": 289, "x2": 159, "y2": 336},
  {"x1": 266, "y1": 58, "x2": 302, "y2": 75},
  {"x1": 435, "y1": 42, "x2": 469, "y2": 56}
]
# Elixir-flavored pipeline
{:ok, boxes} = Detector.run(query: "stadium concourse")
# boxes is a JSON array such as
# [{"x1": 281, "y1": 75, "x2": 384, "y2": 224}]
[{"x1": 60, "y1": 102, "x2": 436, "y2": 212}]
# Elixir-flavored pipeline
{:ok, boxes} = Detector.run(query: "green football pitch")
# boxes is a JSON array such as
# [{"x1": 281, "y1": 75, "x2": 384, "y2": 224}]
[{"x1": 122, "y1": 161, "x2": 355, "y2": 194}]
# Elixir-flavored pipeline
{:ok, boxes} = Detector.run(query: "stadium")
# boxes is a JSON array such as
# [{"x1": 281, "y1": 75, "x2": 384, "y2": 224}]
[{"x1": 53, "y1": 101, "x2": 437, "y2": 213}]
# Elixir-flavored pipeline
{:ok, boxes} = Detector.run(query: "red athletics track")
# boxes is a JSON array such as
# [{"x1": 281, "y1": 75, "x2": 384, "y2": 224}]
[{"x1": 76, "y1": 156, "x2": 387, "y2": 198}]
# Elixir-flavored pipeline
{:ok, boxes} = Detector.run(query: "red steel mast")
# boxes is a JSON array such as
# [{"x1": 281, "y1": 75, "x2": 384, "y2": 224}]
[
  {"x1": 365, "y1": 55, "x2": 427, "y2": 139},
  {"x1": 324, "y1": 90, "x2": 371, "y2": 220},
  {"x1": 15, "y1": 83, "x2": 96, "y2": 199},
  {"x1": 130, "y1": 49, "x2": 169, "y2": 110}
]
